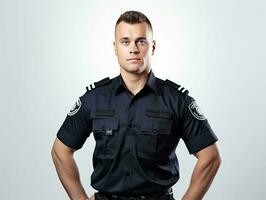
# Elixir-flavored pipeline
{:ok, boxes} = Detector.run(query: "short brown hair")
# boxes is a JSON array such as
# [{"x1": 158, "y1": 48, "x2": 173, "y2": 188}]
[{"x1": 115, "y1": 10, "x2": 153, "y2": 33}]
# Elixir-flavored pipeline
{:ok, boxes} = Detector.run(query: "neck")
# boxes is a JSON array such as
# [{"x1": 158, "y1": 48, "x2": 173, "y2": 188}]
[{"x1": 120, "y1": 67, "x2": 151, "y2": 95}]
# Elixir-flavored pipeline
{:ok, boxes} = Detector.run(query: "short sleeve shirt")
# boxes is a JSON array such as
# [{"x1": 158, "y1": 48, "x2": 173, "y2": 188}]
[{"x1": 56, "y1": 70, "x2": 218, "y2": 195}]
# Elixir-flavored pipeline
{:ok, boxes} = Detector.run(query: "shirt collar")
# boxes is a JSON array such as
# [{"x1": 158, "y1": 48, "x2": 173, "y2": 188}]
[{"x1": 112, "y1": 70, "x2": 158, "y2": 95}]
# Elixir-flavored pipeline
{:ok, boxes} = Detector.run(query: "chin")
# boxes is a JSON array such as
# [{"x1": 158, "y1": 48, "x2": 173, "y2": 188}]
[{"x1": 123, "y1": 65, "x2": 144, "y2": 73}]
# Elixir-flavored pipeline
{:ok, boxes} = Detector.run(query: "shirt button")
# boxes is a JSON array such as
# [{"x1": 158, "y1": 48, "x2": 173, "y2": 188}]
[
  {"x1": 125, "y1": 171, "x2": 130, "y2": 176},
  {"x1": 153, "y1": 129, "x2": 159, "y2": 134}
]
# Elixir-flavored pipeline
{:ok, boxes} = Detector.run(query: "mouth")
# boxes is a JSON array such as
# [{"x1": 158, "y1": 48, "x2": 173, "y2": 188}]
[
  {"x1": 127, "y1": 58, "x2": 141, "y2": 61},
  {"x1": 127, "y1": 58, "x2": 141, "y2": 63}
]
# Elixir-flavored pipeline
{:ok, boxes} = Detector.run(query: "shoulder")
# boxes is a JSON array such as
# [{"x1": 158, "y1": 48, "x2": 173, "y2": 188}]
[
  {"x1": 68, "y1": 77, "x2": 112, "y2": 112},
  {"x1": 85, "y1": 76, "x2": 112, "y2": 92},
  {"x1": 78, "y1": 76, "x2": 112, "y2": 106},
  {"x1": 157, "y1": 78, "x2": 189, "y2": 95}
]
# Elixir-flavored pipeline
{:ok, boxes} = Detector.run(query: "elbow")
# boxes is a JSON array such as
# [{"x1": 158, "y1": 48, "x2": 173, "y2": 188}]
[
  {"x1": 213, "y1": 151, "x2": 222, "y2": 171},
  {"x1": 51, "y1": 140, "x2": 61, "y2": 161},
  {"x1": 51, "y1": 145, "x2": 57, "y2": 161}
]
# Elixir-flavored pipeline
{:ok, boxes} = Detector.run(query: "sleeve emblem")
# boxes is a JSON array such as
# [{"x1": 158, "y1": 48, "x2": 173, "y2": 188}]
[
  {"x1": 188, "y1": 101, "x2": 206, "y2": 120},
  {"x1": 68, "y1": 98, "x2": 82, "y2": 116}
]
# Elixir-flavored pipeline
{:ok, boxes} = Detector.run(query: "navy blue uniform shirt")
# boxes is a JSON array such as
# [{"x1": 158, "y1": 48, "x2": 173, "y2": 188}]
[{"x1": 57, "y1": 70, "x2": 218, "y2": 195}]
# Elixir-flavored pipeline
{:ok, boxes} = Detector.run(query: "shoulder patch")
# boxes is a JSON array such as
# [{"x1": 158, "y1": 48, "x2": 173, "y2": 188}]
[
  {"x1": 86, "y1": 77, "x2": 111, "y2": 92},
  {"x1": 164, "y1": 79, "x2": 189, "y2": 95},
  {"x1": 68, "y1": 98, "x2": 82, "y2": 116},
  {"x1": 188, "y1": 101, "x2": 206, "y2": 120}
]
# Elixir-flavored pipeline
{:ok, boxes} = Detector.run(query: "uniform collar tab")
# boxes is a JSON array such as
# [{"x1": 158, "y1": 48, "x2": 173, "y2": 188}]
[
  {"x1": 146, "y1": 70, "x2": 158, "y2": 95},
  {"x1": 113, "y1": 69, "x2": 158, "y2": 95}
]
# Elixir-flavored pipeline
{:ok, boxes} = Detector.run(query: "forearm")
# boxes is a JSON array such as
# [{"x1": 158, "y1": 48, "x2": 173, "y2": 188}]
[
  {"x1": 182, "y1": 156, "x2": 221, "y2": 200},
  {"x1": 52, "y1": 150, "x2": 88, "y2": 200}
]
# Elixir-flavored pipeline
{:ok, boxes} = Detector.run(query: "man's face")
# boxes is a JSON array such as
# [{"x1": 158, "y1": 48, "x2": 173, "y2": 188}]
[{"x1": 113, "y1": 22, "x2": 155, "y2": 74}]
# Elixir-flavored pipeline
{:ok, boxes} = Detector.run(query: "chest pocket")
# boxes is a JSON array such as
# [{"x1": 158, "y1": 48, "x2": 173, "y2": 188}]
[
  {"x1": 136, "y1": 110, "x2": 175, "y2": 160},
  {"x1": 92, "y1": 118, "x2": 119, "y2": 157}
]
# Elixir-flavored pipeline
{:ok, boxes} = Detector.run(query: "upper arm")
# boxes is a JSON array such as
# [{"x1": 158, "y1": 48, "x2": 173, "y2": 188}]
[
  {"x1": 193, "y1": 143, "x2": 221, "y2": 163},
  {"x1": 56, "y1": 94, "x2": 92, "y2": 150},
  {"x1": 179, "y1": 95, "x2": 218, "y2": 154},
  {"x1": 51, "y1": 137, "x2": 77, "y2": 157}
]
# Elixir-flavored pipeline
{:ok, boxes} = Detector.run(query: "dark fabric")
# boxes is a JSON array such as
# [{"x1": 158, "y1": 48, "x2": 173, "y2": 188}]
[
  {"x1": 95, "y1": 187, "x2": 175, "y2": 200},
  {"x1": 57, "y1": 70, "x2": 218, "y2": 195},
  {"x1": 95, "y1": 194, "x2": 175, "y2": 200}
]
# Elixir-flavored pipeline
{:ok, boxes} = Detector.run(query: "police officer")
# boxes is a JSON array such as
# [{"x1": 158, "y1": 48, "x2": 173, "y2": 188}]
[{"x1": 51, "y1": 11, "x2": 221, "y2": 200}]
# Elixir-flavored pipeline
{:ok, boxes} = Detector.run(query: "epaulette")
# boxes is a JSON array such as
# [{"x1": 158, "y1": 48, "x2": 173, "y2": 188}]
[
  {"x1": 86, "y1": 77, "x2": 111, "y2": 91},
  {"x1": 164, "y1": 79, "x2": 189, "y2": 95}
]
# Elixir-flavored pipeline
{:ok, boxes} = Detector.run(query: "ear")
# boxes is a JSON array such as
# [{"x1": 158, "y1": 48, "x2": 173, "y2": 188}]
[
  {"x1": 151, "y1": 40, "x2": 156, "y2": 55},
  {"x1": 113, "y1": 41, "x2": 117, "y2": 56}
]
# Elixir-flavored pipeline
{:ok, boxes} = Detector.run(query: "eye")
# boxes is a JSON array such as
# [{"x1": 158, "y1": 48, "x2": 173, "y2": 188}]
[
  {"x1": 138, "y1": 39, "x2": 147, "y2": 45},
  {"x1": 121, "y1": 40, "x2": 129, "y2": 45}
]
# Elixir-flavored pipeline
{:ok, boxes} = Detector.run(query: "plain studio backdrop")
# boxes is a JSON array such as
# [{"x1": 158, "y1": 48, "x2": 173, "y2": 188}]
[{"x1": 0, "y1": 0, "x2": 265, "y2": 199}]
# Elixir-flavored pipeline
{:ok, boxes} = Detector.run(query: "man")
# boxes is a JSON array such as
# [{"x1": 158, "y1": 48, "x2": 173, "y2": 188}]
[{"x1": 51, "y1": 11, "x2": 221, "y2": 200}]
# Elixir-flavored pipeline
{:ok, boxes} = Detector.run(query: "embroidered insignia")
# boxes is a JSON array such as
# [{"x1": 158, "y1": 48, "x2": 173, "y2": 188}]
[
  {"x1": 177, "y1": 86, "x2": 188, "y2": 94},
  {"x1": 68, "y1": 98, "x2": 82, "y2": 116},
  {"x1": 188, "y1": 101, "x2": 206, "y2": 120},
  {"x1": 86, "y1": 84, "x2": 95, "y2": 91}
]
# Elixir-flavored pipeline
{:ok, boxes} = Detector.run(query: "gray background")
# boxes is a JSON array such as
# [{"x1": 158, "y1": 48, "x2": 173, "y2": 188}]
[{"x1": 1, "y1": 0, "x2": 265, "y2": 199}]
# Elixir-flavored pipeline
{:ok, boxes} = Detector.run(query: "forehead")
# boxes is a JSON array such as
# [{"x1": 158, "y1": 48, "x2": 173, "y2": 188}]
[{"x1": 115, "y1": 22, "x2": 152, "y2": 39}]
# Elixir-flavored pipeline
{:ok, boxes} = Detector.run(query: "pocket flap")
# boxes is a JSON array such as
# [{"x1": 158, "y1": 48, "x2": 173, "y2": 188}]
[
  {"x1": 146, "y1": 110, "x2": 173, "y2": 120},
  {"x1": 92, "y1": 118, "x2": 119, "y2": 131},
  {"x1": 95, "y1": 109, "x2": 115, "y2": 116}
]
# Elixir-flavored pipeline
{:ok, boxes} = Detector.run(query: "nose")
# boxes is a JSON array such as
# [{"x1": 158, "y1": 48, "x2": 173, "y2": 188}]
[{"x1": 130, "y1": 42, "x2": 139, "y2": 54}]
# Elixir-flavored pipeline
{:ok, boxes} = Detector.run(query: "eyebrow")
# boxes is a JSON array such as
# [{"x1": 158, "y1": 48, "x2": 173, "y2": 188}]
[{"x1": 119, "y1": 37, "x2": 147, "y2": 42}]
